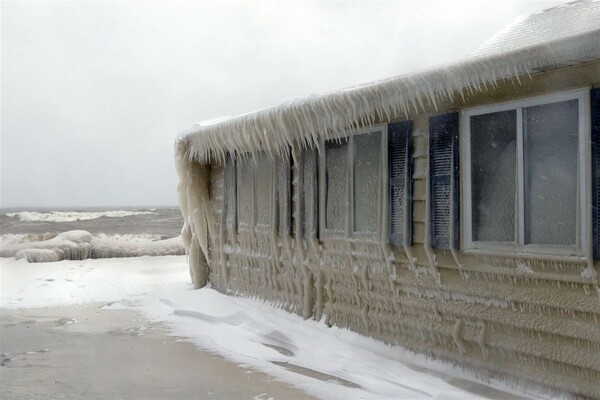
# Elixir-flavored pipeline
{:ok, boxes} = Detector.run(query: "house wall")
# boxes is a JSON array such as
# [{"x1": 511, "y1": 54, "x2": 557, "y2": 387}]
[{"x1": 179, "y1": 61, "x2": 600, "y2": 398}]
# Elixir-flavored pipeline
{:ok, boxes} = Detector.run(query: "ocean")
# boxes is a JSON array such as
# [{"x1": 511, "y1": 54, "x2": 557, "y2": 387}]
[{"x1": 0, "y1": 207, "x2": 183, "y2": 240}]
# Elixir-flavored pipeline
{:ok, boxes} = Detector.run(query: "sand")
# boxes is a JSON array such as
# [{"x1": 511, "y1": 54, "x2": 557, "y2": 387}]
[{"x1": 0, "y1": 305, "x2": 316, "y2": 400}]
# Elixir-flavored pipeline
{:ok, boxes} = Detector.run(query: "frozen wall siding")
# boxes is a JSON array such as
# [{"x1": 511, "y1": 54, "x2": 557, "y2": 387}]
[{"x1": 177, "y1": 61, "x2": 600, "y2": 398}]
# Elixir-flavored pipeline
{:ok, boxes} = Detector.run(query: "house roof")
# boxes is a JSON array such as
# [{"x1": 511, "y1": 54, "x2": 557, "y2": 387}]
[
  {"x1": 473, "y1": 0, "x2": 600, "y2": 57},
  {"x1": 178, "y1": 0, "x2": 600, "y2": 164}
]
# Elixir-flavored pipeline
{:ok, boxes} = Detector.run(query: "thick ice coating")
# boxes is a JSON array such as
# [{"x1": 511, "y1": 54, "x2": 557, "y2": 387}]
[
  {"x1": 0, "y1": 230, "x2": 184, "y2": 262},
  {"x1": 174, "y1": 2, "x2": 600, "y2": 398}
]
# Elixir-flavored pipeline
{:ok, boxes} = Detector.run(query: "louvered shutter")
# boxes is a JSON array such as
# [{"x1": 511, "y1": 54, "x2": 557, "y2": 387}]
[
  {"x1": 301, "y1": 146, "x2": 319, "y2": 239},
  {"x1": 429, "y1": 113, "x2": 459, "y2": 249},
  {"x1": 224, "y1": 154, "x2": 237, "y2": 233},
  {"x1": 388, "y1": 121, "x2": 413, "y2": 246},
  {"x1": 277, "y1": 149, "x2": 292, "y2": 236},
  {"x1": 592, "y1": 88, "x2": 600, "y2": 259}
]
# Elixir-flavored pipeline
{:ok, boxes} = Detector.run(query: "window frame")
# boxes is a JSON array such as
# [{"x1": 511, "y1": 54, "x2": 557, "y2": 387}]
[
  {"x1": 461, "y1": 88, "x2": 591, "y2": 258},
  {"x1": 319, "y1": 124, "x2": 388, "y2": 241}
]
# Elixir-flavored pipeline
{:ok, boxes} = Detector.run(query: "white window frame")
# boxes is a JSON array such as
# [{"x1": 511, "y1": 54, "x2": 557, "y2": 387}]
[
  {"x1": 461, "y1": 88, "x2": 591, "y2": 258},
  {"x1": 319, "y1": 124, "x2": 388, "y2": 241}
]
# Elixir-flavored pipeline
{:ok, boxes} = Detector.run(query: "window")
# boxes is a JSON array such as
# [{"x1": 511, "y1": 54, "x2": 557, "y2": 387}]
[
  {"x1": 231, "y1": 151, "x2": 281, "y2": 234},
  {"x1": 462, "y1": 89, "x2": 590, "y2": 256},
  {"x1": 354, "y1": 132, "x2": 381, "y2": 232},
  {"x1": 325, "y1": 138, "x2": 348, "y2": 232},
  {"x1": 320, "y1": 126, "x2": 385, "y2": 238}
]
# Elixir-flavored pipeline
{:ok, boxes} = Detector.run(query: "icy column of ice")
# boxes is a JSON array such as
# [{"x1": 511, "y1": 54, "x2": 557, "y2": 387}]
[{"x1": 175, "y1": 145, "x2": 214, "y2": 289}]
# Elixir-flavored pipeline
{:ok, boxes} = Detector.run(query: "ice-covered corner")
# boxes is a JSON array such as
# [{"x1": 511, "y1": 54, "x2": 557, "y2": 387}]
[{"x1": 174, "y1": 1, "x2": 600, "y2": 398}]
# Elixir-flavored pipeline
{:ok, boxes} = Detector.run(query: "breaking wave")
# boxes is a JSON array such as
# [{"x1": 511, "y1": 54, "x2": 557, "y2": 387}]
[{"x1": 5, "y1": 210, "x2": 158, "y2": 222}]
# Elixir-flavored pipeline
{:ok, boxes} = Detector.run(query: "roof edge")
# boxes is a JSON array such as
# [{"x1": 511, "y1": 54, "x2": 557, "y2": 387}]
[{"x1": 179, "y1": 28, "x2": 600, "y2": 164}]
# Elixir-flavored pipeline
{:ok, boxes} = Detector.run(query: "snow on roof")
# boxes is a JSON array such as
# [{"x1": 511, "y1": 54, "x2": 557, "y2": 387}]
[
  {"x1": 473, "y1": 0, "x2": 600, "y2": 57},
  {"x1": 178, "y1": 0, "x2": 600, "y2": 164}
]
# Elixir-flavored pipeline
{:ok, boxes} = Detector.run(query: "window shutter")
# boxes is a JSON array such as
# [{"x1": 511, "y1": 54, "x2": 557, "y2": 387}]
[
  {"x1": 592, "y1": 88, "x2": 600, "y2": 259},
  {"x1": 277, "y1": 149, "x2": 292, "y2": 236},
  {"x1": 388, "y1": 121, "x2": 413, "y2": 246},
  {"x1": 429, "y1": 113, "x2": 459, "y2": 249},
  {"x1": 301, "y1": 146, "x2": 319, "y2": 239},
  {"x1": 224, "y1": 154, "x2": 237, "y2": 233}
]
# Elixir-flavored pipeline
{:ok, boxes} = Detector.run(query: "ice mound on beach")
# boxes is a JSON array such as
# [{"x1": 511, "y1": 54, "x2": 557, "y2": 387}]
[
  {"x1": 0, "y1": 230, "x2": 184, "y2": 263},
  {"x1": 5, "y1": 210, "x2": 157, "y2": 222}
]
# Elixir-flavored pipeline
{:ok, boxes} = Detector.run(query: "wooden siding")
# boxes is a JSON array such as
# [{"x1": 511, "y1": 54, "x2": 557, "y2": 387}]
[{"x1": 200, "y1": 61, "x2": 600, "y2": 398}]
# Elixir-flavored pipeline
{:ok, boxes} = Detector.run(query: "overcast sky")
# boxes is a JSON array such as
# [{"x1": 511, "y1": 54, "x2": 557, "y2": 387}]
[{"x1": 1, "y1": 0, "x2": 571, "y2": 209}]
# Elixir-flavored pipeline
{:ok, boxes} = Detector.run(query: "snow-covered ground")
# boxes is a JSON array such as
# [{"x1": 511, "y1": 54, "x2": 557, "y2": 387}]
[{"x1": 0, "y1": 256, "x2": 536, "y2": 399}]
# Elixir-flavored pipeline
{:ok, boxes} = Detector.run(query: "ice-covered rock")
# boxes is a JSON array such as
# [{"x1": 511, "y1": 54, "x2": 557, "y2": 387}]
[
  {"x1": 0, "y1": 230, "x2": 185, "y2": 263},
  {"x1": 15, "y1": 248, "x2": 62, "y2": 263}
]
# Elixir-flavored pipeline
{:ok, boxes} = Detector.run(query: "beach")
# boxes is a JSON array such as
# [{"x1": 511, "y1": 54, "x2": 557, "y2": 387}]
[{"x1": 1, "y1": 305, "x2": 315, "y2": 400}]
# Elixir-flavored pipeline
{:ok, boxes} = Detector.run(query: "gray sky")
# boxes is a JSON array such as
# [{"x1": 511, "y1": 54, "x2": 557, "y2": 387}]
[{"x1": 1, "y1": 0, "x2": 570, "y2": 208}]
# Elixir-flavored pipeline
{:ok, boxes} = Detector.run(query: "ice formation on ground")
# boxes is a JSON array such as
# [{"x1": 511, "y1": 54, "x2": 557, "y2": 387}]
[
  {"x1": 0, "y1": 256, "x2": 535, "y2": 400},
  {"x1": 0, "y1": 230, "x2": 184, "y2": 262},
  {"x1": 5, "y1": 210, "x2": 157, "y2": 222},
  {"x1": 0, "y1": 233, "x2": 166, "y2": 246}
]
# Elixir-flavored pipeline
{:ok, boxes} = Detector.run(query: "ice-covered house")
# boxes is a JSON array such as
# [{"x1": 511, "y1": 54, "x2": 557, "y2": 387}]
[{"x1": 175, "y1": 1, "x2": 600, "y2": 397}]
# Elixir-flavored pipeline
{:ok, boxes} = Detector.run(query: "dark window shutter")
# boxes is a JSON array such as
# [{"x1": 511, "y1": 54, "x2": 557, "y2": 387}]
[
  {"x1": 429, "y1": 113, "x2": 459, "y2": 249},
  {"x1": 301, "y1": 146, "x2": 319, "y2": 239},
  {"x1": 224, "y1": 154, "x2": 237, "y2": 233},
  {"x1": 277, "y1": 149, "x2": 292, "y2": 236},
  {"x1": 388, "y1": 121, "x2": 413, "y2": 246},
  {"x1": 592, "y1": 88, "x2": 600, "y2": 259}
]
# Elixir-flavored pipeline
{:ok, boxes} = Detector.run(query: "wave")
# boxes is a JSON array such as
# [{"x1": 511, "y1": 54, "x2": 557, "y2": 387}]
[{"x1": 5, "y1": 210, "x2": 158, "y2": 222}]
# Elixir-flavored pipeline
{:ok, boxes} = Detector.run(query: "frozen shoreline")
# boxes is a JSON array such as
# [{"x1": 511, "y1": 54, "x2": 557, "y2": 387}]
[
  {"x1": 0, "y1": 230, "x2": 185, "y2": 262},
  {"x1": 1, "y1": 305, "x2": 316, "y2": 400},
  {"x1": 0, "y1": 255, "x2": 536, "y2": 399}
]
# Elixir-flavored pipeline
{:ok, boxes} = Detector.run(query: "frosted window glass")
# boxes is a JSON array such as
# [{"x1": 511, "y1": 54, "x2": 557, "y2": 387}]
[
  {"x1": 524, "y1": 99, "x2": 578, "y2": 245},
  {"x1": 237, "y1": 157, "x2": 253, "y2": 230},
  {"x1": 255, "y1": 152, "x2": 273, "y2": 229},
  {"x1": 354, "y1": 131, "x2": 381, "y2": 233},
  {"x1": 471, "y1": 110, "x2": 516, "y2": 242},
  {"x1": 325, "y1": 138, "x2": 349, "y2": 231}
]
